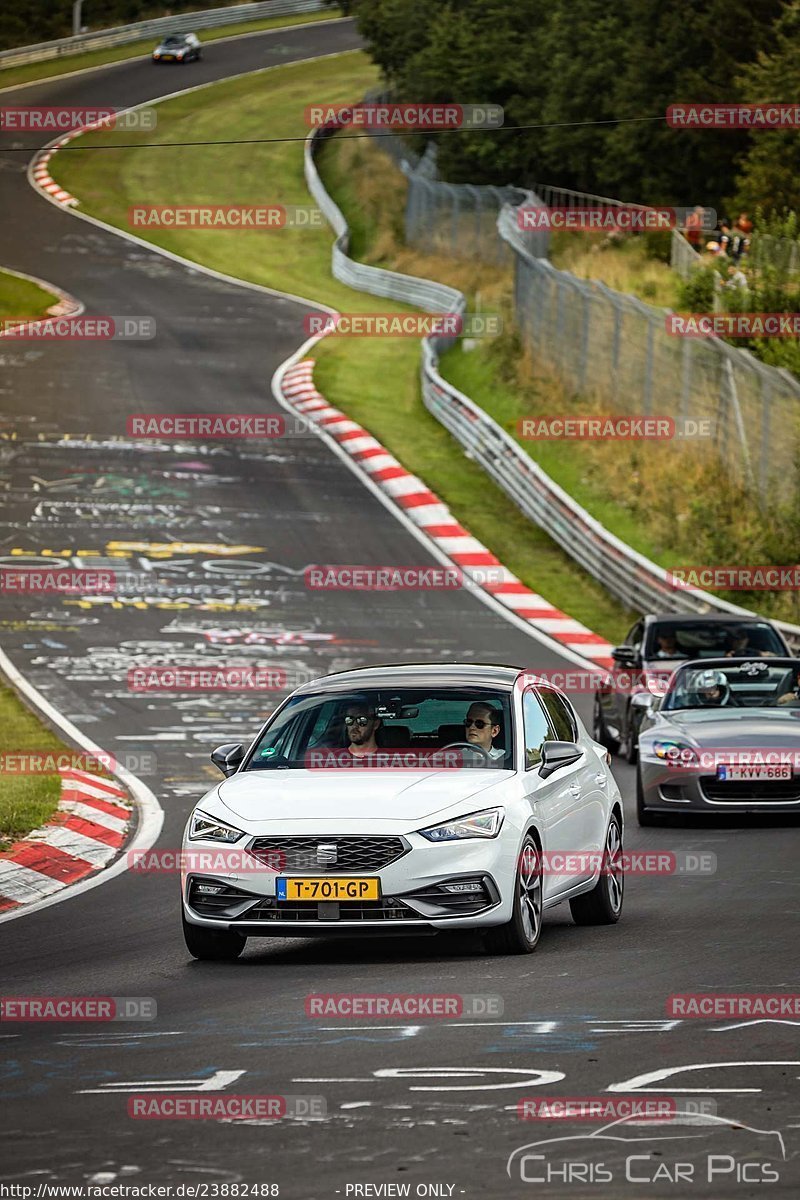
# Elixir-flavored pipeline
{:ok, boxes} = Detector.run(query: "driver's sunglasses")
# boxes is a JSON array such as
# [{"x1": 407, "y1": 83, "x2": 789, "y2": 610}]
[
  {"x1": 464, "y1": 717, "x2": 491, "y2": 729},
  {"x1": 344, "y1": 714, "x2": 372, "y2": 727}
]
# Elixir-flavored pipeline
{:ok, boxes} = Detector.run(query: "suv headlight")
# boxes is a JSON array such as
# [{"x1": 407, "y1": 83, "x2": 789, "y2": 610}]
[
  {"x1": 418, "y1": 807, "x2": 504, "y2": 842},
  {"x1": 189, "y1": 810, "x2": 243, "y2": 843}
]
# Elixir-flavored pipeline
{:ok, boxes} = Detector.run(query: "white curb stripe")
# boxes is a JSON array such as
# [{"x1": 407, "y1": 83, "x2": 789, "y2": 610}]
[
  {"x1": 278, "y1": 361, "x2": 615, "y2": 667},
  {"x1": 61, "y1": 801, "x2": 129, "y2": 834},
  {"x1": 26, "y1": 825, "x2": 116, "y2": 866},
  {"x1": 0, "y1": 862, "x2": 66, "y2": 902}
]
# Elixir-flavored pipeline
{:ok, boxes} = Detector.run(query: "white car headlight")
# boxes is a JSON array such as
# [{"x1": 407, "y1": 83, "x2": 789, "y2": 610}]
[
  {"x1": 189, "y1": 810, "x2": 243, "y2": 843},
  {"x1": 418, "y1": 807, "x2": 504, "y2": 842}
]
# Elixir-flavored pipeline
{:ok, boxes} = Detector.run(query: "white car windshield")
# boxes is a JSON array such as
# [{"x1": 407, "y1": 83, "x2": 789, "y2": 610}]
[{"x1": 245, "y1": 687, "x2": 514, "y2": 769}]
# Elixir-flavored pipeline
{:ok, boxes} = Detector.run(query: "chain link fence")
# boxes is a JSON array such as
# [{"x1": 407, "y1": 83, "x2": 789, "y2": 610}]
[
  {"x1": 670, "y1": 228, "x2": 703, "y2": 279},
  {"x1": 497, "y1": 204, "x2": 800, "y2": 500},
  {"x1": 306, "y1": 119, "x2": 800, "y2": 647},
  {"x1": 365, "y1": 131, "x2": 800, "y2": 502},
  {"x1": 404, "y1": 170, "x2": 531, "y2": 266}
]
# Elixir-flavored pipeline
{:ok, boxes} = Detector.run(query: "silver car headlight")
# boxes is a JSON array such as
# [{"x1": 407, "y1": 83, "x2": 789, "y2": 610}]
[
  {"x1": 418, "y1": 807, "x2": 504, "y2": 842},
  {"x1": 653, "y1": 740, "x2": 698, "y2": 766},
  {"x1": 189, "y1": 810, "x2": 244, "y2": 843}
]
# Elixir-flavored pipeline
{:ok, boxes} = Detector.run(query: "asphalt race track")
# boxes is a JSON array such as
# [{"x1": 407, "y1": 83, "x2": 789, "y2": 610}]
[{"x1": 1, "y1": 18, "x2": 799, "y2": 1198}]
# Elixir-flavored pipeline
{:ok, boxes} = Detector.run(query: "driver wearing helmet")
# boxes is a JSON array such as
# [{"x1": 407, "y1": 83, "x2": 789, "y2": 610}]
[
  {"x1": 694, "y1": 669, "x2": 732, "y2": 706},
  {"x1": 777, "y1": 668, "x2": 800, "y2": 706},
  {"x1": 464, "y1": 702, "x2": 505, "y2": 760}
]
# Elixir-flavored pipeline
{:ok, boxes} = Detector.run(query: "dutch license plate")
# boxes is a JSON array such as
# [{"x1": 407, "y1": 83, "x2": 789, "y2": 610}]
[
  {"x1": 276, "y1": 876, "x2": 380, "y2": 901},
  {"x1": 717, "y1": 763, "x2": 792, "y2": 781}
]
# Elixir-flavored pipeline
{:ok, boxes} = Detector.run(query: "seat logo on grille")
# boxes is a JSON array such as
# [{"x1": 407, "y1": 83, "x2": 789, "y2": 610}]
[{"x1": 316, "y1": 843, "x2": 338, "y2": 865}]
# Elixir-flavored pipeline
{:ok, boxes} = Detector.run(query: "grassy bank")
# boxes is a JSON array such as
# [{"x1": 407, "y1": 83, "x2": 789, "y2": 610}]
[
  {"x1": 0, "y1": 9, "x2": 342, "y2": 93},
  {"x1": 0, "y1": 268, "x2": 59, "y2": 322},
  {"x1": 0, "y1": 684, "x2": 65, "y2": 850},
  {"x1": 549, "y1": 230, "x2": 681, "y2": 309}
]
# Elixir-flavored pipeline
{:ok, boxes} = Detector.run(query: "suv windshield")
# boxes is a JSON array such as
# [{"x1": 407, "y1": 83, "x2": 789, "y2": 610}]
[
  {"x1": 662, "y1": 660, "x2": 800, "y2": 711},
  {"x1": 245, "y1": 687, "x2": 514, "y2": 770},
  {"x1": 646, "y1": 621, "x2": 785, "y2": 660}
]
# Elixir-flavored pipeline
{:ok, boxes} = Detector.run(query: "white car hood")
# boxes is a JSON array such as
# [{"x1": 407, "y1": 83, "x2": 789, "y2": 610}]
[{"x1": 213, "y1": 768, "x2": 509, "y2": 829}]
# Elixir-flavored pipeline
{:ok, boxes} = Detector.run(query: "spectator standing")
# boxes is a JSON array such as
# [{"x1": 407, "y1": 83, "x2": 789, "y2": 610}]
[{"x1": 684, "y1": 205, "x2": 705, "y2": 250}]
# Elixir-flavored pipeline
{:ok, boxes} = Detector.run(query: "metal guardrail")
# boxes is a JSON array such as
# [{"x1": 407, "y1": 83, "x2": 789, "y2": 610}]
[
  {"x1": 0, "y1": 0, "x2": 326, "y2": 69},
  {"x1": 306, "y1": 120, "x2": 800, "y2": 652},
  {"x1": 306, "y1": 125, "x2": 465, "y2": 347}
]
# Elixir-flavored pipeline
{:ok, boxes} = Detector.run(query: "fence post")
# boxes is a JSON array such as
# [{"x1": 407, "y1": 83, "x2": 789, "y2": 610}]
[
  {"x1": 723, "y1": 354, "x2": 755, "y2": 490},
  {"x1": 611, "y1": 296, "x2": 623, "y2": 393},
  {"x1": 579, "y1": 284, "x2": 592, "y2": 393},
  {"x1": 759, "y1": 374, "x2": 772, "y2": 499},
  {"x1": 643, "y1": 311, "x2": 655, "y2": 414},
  {"x1": 680, "y1": 335, "x2": 691, "y2": 425},
  {"x1": 450, "y1": 184, "x2": 461, "y2": 255}
]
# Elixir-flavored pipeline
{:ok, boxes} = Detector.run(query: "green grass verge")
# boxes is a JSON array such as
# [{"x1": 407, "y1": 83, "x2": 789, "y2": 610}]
[
  {"x1": 0, "y1": 9, "x2": 342, "y2": 93},
  {"x1": 54, "y1": 51, "x2": 380, "y2": 306},
  {"x1": 53, "y1": 49, "x2": 635, "y2": 644},
  {"x1": 0, "y1": 268, "x2": 59, "y2": 322},
  {"x1": 0, "y1": 684, "x2": 66, "y2": 850},
  {"x1": 439, "y1": 341, "x2": 669, "y2": 567}
]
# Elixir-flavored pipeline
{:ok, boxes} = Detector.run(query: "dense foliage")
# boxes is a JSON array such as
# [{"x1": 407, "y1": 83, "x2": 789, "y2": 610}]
[{"x1": 352, "y1": 0, "x2": 792, "y2": 211}]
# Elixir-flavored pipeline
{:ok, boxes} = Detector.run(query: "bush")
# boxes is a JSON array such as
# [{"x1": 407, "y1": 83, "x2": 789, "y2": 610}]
[
  {"x1": 676, "y1": 265, "x2": 719, "y2": 313},
  {"x1": 641, "y1": 228, "x2": 673, "y2": 263}
]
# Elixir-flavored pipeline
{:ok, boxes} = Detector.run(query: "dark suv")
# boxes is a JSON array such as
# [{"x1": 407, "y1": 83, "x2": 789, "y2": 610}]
[{"x1": 593, "y1": 613, "x2": 790, "y2": 763}]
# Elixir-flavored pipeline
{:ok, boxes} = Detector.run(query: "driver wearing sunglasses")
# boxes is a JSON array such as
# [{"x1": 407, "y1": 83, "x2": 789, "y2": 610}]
[
  {"x1": 343, "y1": 703, "x2": 382, "y2": 756},
  {"x1": 464, "y1": 702, "x2": 505, "y2": 760}
]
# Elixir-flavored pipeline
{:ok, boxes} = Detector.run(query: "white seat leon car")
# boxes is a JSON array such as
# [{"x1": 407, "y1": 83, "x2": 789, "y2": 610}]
[{"x1": 181, "y1": 663, "x2": 624, "y2": 959}]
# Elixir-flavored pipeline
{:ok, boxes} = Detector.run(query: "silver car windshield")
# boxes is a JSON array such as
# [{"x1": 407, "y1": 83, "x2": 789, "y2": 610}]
[
  {"x1": 662, "y1": 661, "x2": 800, "y2": 711},
  {"x1": 245, "y1": 687, "x2": 514, "y2": 770}
]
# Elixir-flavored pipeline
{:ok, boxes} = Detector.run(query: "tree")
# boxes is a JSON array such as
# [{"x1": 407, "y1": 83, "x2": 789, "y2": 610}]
[
  {"x1": 601, "y1": 0, "x2": 784, "y2": 207},
  {"x1": 732, "y1": 1, "x2": 800, "y2": 213}
]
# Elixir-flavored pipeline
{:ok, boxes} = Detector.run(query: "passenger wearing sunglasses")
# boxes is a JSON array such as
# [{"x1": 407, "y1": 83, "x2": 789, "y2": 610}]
[
  {"x1": 464, "y1": 702, "x2": 505, "y2": 760},
  {"x1": 344, "y1": 703, "x2": 382, "y2": 757}
]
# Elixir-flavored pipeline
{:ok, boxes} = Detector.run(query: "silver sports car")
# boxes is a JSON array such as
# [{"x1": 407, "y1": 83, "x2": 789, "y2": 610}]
[{"x1": 636, "y1": 657, "x2": 800, "y2": 824}]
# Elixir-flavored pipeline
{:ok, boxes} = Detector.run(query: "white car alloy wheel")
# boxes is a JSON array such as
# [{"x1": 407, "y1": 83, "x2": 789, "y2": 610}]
[
  {"x1": 569, "y1": 813, "x2": 624, "y2": 925},
  {"x1": 485, "y1": 836, "x2": 542, "y2": 955}
]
